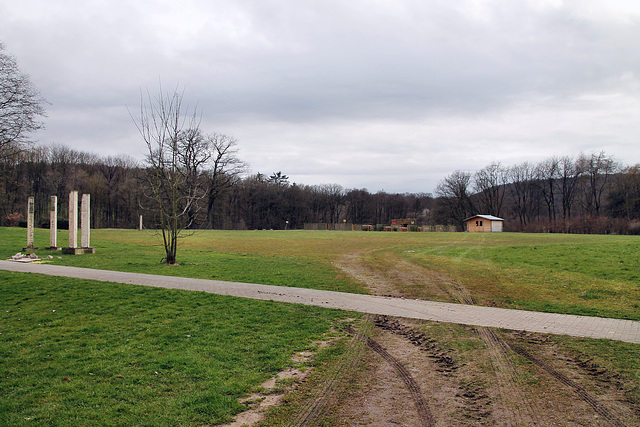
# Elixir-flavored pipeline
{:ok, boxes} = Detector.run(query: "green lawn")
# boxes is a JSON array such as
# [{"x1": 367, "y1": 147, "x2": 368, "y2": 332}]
[
  {"x1": 1, "y1": 227, "x2": 639, "y2": 425},
  {"x1": 4, "y1": 228, "x2": 367, "y2": 294},
  {"x1": 0, "y1": 271, "x2": 351, "y2": 425},
  {"x1": 402, "y1": 232, "x2": 640, "y2": 319}
]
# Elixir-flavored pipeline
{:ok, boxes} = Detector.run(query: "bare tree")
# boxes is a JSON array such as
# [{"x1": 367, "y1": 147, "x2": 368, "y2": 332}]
[
  {"x1": 345, "y1": 188, "x2": 372, "y2": 224},
  {"x1": 435, "y1": 170, "x2": 474, "y2": 229},
  {"x1": 508, "y1": 162, "x2": 538, "y2": 228},
  {"x1": 582, "y1": 151, "x2": 619, "y2": 217},
  {"x1": 0, "y1": 43, "x2": 46, "y2": 160},
  {"x1": 98, "y1": 154, "x2": 139, "y2": 228},
  {"x1": 308, "y1": 184, "x2": 343, "y2": 223},
  {"x1": 322, "y1": 184, "x2": 344, "y2": 223},
  {"x1": 175, "y1": 128, "x2": 214, "y2": 228},
  {"x1": 607, "y1": 164, "x2": 640, "y2": 220},
  {"x1": 473, "y1": 162, "x2": 507, "y2": 217},
  {"x1": 205, "y1": 133, "x2": 246, "y2": 228},
  {"x1": 558, "y1": 155, "x2": 584, "y2": 222},
  {"x1": 46, "y1": 144, "x2": 87, "y2": 197},
  {"x1": 536, "y1": 156, "x2": 560, "y2": 224},
  {"x1": 132, "y1": 86, "x2": 204, "y2": 264}
]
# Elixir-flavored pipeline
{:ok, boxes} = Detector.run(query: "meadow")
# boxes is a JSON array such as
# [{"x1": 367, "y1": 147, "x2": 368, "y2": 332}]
[
  {"x1": 1, "y1": 227, "x2": 639, "y2": 425},
  {"x1": 14, "y1": 227, "x2": 636, "y2": 320}
]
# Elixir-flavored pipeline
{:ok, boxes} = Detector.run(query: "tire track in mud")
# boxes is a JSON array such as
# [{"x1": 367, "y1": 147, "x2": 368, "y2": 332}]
[
  {"x1": 285, "y1": 325, "x2": 368, "y2": 427},
  {"x1": 336, "y1": 250, "x2": 630, "y2": 426},
  {"x1": 445, "y1": 257, "x2": 545, "y2": 425},
  {"x1": 405, "y1": 254, "x2": 628, "y2": 426},
  {"x1": 337, "y1": 252, "x2": 537, "y2": 424},
  {"x1": 373, "y1": 316, "x2": 459, "y2": 376},
  {"x1": 354, "y1": 327, "x2": 435, "y2": 427},
  {"x1": 336, "y1": 252, "x2": 405, "y2": 297},
  {"x1": 285, "y1": 319, "x2": 435, "y2": 427},
  {"x1": 421, "y1": 254, "x2": 626, "y2": 426},
  {"x1": 506, "y1": 341, "x2": 625, "y2": 427},
  {"x1": 472, "y1": 326, "x2": 543, "y2": 425},
  {"x1": 339, "y1": 251, "x2": 542, "y2": 423},
  {"x1": 373, "y1": 316, "x2": 495, "y2": 423}
]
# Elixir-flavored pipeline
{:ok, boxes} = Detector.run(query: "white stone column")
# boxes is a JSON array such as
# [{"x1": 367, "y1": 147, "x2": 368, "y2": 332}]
[
  {"x1": 139, "y1": 214, "x2": 143, "y2": 231},
  {"x1": 50, "y1": 195, "x2": 58, "y2": 248},
  {"x1": 26, "y1": 196, "x2": 35, "y2": 249},
  {"x1": 81, "y1": 194, "x2": 90, "y2": 248},
  {"x1": 68, "y1": 191, "x2": 78, "y2": 248}
]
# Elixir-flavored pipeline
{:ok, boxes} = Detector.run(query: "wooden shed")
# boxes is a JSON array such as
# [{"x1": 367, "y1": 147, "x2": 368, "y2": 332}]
[{"x1": 465, "y1": 215, "x2": 504, "y2": 232}]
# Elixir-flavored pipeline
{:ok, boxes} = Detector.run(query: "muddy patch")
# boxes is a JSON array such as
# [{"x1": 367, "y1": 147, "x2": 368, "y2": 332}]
[
  {"x1": 324, "y1": 251, "x2": 640, "y2": 426},
  {"x1": 375, "y1": 316, "x2": 459, "y2": 376},
  {"x1": 222, "y1": 343, "x2": 332, "y2": 426}
]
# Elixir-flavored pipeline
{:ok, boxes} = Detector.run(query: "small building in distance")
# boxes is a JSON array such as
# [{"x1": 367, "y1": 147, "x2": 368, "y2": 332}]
[
  {"x1": 391, "y1": 218, "x2": 418, "y2": 231},
  {"x1": 465, "y1": 215, "x2": 504, "y2": 232}
]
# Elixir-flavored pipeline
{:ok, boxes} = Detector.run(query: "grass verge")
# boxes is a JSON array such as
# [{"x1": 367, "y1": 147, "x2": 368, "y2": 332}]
[{"x1": 0, "y1": 270, "x2": 356, "y2": 426}]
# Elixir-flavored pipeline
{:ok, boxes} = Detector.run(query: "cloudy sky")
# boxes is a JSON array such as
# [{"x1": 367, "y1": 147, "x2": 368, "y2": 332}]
[{"x1": 2, "y1": 0, "x2": 639, "y2": 193}]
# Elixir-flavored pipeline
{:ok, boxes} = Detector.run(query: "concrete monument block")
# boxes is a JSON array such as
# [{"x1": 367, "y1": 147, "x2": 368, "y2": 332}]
[
  {"x1": 62, "y1": 191, "x2": 95, "y2": 255},
  {"x1": 68, "y1": 191, "x2": 78, "y2": 248},
  {"x1": 23, "y1": 197, "x2": 37, "y2": 252},
  {"x1": 47, "y1": 195, "x2": 60, "y2": 250},
  {"x1": 81, "y1": 194, "x2": 90, "y2": 248}
]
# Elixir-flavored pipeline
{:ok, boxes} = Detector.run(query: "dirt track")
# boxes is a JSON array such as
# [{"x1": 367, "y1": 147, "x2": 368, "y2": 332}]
[{"x1": 301, "y1": 252, "x2": 640, "y2": 426}]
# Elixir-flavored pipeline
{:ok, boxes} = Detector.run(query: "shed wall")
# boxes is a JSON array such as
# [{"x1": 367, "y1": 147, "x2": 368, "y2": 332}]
[{"x1": 466, "y1": 219, "x2": 502, "y2": 232}]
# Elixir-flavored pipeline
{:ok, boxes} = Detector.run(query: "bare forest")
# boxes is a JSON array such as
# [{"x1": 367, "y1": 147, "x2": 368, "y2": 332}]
[{"x1": 1, "y1": 144, "x2": 639, "y2": 234}]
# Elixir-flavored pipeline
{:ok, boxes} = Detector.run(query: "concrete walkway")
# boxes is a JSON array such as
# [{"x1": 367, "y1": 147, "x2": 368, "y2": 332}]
[{"x1": 1, "y1": 260, "x2": 639, "y2": 344}]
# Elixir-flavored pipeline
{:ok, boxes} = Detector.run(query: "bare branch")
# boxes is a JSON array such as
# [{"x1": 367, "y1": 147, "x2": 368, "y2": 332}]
[{"x1": 0, "y1": 42, "x2": 47, "y2": 159}]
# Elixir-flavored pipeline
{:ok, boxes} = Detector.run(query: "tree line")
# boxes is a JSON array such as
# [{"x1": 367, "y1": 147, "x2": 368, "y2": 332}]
[
  {"x1": 2, "y1": 143, "x2": 640, "y2": 234},
  {"x1": 0, "y1": 142, "x2": 434, "y2": 231},
  {"x1": 435, "y1": 152, "x2": 640, "y2": 234}
]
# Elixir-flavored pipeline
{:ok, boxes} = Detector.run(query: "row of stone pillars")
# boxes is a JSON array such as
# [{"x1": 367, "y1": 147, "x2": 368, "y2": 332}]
[{"x1": 23, "y1": 191, "x2": 95, "y2": 255}]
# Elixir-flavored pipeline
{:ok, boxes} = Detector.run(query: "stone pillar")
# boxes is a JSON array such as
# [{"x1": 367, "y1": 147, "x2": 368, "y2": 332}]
[
  {"x1": 25, "y1": 196, "x2": 36, "y2": 251},
  {"x1": 81, "y1": 194, "x2": 90, "y2": 248},
  {"x1": 49, "y1": 195, "x2": 58, "y2": 248},
  {"x1": 62, "y1": 191, "x2": 94, "y2": 255},
  {"x1": 68, "y1": 191, "x2": 78, "y2": 249},
  {"x1": 139, "y1": 214, "x2": 143, "y2": 231}
]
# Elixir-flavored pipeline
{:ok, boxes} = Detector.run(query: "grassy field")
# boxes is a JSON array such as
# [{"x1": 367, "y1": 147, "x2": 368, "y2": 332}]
[
  {"x1": 1, "y1": 227, "x2": 639, "y2": 424},
  {"x1": 404, "y1": 232, "x2": 640, "y2": 319},
  {"x1": 0, "y1": 272, "x2": 353, "y2": 425},
  {"x1": 3, "y1": 227, "x2": 639, "y2": 320}
]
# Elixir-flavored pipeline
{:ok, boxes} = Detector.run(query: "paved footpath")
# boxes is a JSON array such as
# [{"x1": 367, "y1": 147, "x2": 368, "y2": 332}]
[{"x1": 1, "y1": 260, "x2": 639, "y2": 344}]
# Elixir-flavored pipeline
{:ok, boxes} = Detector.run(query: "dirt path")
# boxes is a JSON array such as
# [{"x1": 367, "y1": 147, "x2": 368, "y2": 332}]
[{"x1": 323, "y1": 251, "x2": 639, "y2": 426}]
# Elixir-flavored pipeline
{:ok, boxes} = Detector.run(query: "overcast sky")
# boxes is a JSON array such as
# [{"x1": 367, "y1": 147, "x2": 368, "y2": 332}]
[{"x1": 2, "y1": 0, "x2": 639, "y2": 193}]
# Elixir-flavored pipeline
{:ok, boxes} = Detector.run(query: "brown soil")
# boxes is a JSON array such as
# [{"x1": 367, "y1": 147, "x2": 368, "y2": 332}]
[
  {"x1": 327, "y1": 252, "x2": 638, "y2": 426},
  {"x1": 230, "y1": 252, "x2": 640, "y2": 426}
]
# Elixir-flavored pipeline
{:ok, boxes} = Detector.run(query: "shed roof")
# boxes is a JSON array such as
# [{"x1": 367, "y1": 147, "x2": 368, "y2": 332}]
[{"x1": 464, "y1": 215, "x2": 504, "y2": 222}]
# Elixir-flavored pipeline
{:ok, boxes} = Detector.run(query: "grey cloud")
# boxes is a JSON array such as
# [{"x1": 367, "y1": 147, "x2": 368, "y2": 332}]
[
  {"x1": 1, "y1": 0, "x2": 639, "y2": 193},
  {"x1": 182, "y1": 1, "x2": 640, "y2": 124}
]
